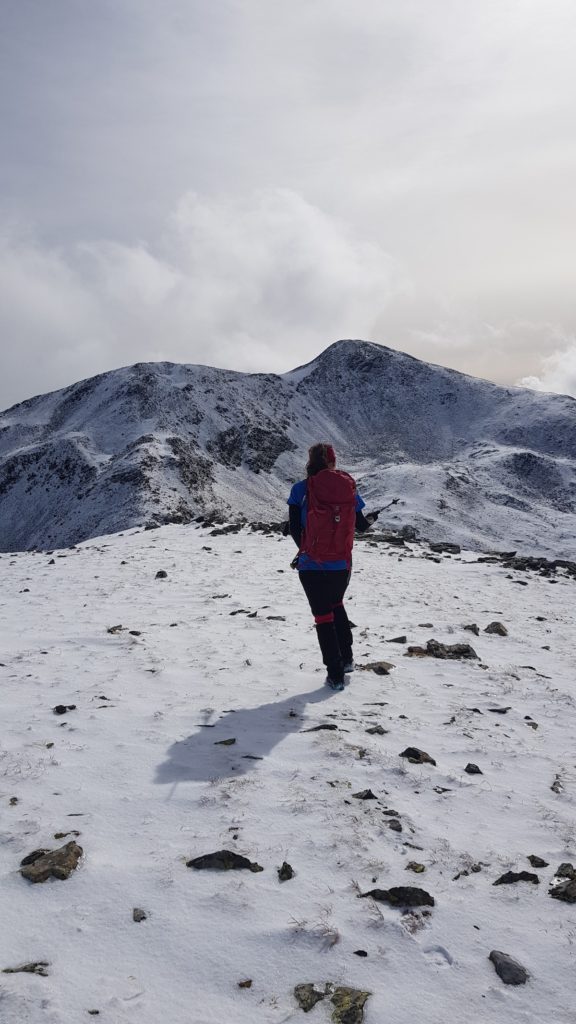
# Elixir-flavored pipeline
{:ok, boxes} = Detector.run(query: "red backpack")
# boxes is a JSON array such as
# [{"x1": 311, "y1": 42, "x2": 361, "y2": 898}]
[{"x1": 301, "y1": 469, "x2": 357, "y2": 564}]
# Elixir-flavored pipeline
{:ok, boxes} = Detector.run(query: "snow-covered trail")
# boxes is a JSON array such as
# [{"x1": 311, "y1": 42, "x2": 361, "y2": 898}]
[{"x1": 1, "y1": 525, "x2": 575, "y2": 1023}]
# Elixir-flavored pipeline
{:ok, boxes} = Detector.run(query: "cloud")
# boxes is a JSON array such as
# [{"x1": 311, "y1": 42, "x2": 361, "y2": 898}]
[
  {"x1": 0, "y1": 189, "x2": 400, "y2": 408},
  {"x1": 518, "y1": 342, "x2": 576, "y2": 398}
]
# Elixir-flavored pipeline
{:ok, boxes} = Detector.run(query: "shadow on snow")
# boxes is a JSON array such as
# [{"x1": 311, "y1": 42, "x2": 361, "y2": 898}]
[{"x1": 155, "y1": 684, "x2": 334, "y2": 786}]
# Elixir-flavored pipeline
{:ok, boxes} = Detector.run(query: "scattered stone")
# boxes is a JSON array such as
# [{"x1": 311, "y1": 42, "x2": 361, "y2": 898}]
[
  {"x1": 430, "y1": 542, "x2": 461, "y2": 554},
  {"x1": 555, "y1": 863, "x2": 576, "y2": 879},
  {"x1": 238, "y1": 979, "x2": 252, "y2": 989},
  {"x1": 360, "y1": 661, "x2": 395, "y2": 675},
  {"x1": 365, "y1": 725, "x2": 388, "y2": 735},
  {"x1": 52, "y1": 704, "x2": 76, "y2": 715},
  {"x1": 294, "y1": 983, "x2": 325, "y2": 1012},
  {"x1": 2, "y1": 962, "x2": 50, "y2": 977},
  {"x1": 433, "y1": 786, "x2": 452, "y2": 794},
  {"x1": 400, "y1": 747, "x2": 437, "y2": 766},
  {"x1": 132, "y1": 908, "x2": 147, "y2": 922},
  {"x1": 484, "y1": 621, "x2": 508, "y2": 636},
  {"x1": 359, "y1": 886, "x2": 434, "y2": 907},
  {"x1": 302, "y1": 723, "x2": 338, "y2": 732},
  {"x1": 266, "y1": 615, "x2": 286, "y2": 621},
  {"x1": 278, "y1": 861, "x2": 294, "y2": 881},
  {"x1": 527, "y1": 855, "x2": 549, "y2": 868},
  {"x1": 388, "y1": 635, "x2": 407, "y2": 644},
  {"x1": 406, "y1": 639, "x2": 478, "y2": 660},
  {"x1": 418, "y1": 622, "x2": 434, "y2": 628},
  {"x1": 129, "y1": 630, "x2": 142, "y2": 636},
  {"x1": 186, "y1": 849, "x2": 263, "y2": 872},
  {"x1": 489, "y1": 950, "x2": 529, "y2": 985},
  {"x1": 463, "y1": 623, "x2": 480, "y2": 635},
  {"x1": 106, "y1": 624, "x2": 123, "y2": 634},
  {"x1": 353, "y1": 789, "x2": 378, "y2": 800},
  {"x1": 551, "y1": 775, "x2": 563, "y2": 793},
  {"x1": 155, "y1": 570, "x2": 168, "y2": 579},
  {"x1": 214, "y1": 738, "x2": 236, "y2": 746},
  {"x1": 20, "y1": 841, "x2": 83, "y2": 883},
  {"x1": 406, "y1": 862, "x2": 426, "y2": 873},
  {"x1": 487, "y1": 707, "x2": 511, "y2": 714},
  {"x1": 493, "y1": 870, "x2": 539, "y2": 886},
  {"x1": 387, "y1": 819, "x2": 402, "y2": 832},
  {"x1": 229, "y1": 608, "x2": 251, "y2": 616},
  {"x1": 549, "y1": 879, "x2": 576, "y2": 902},
  {"x1": 525, "y1": 720, "x2": 539, "y2": 730},
  {"x1": 465, "y1": 763, "x2": 483, "y2": 775},
  {"x1": 53, "y1": 830, "x2": 80, "y2": 840},
  {"x1": 9, "y1": 797, "x2": 18, "y2": 806},
  {"x1": 353, "y1": 949, "x2": 368, "y2": 957},
  {"x1": 331, "y1": 987, "x2": 371, "y2": 1024}
]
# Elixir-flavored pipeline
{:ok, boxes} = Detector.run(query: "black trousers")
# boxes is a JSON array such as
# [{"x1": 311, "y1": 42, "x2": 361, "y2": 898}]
[{"x1": 299, "y1": 569, "x2": 353, "y2": 683}]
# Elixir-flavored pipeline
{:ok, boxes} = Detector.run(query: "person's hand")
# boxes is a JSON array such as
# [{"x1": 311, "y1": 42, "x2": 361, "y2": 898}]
[{"x1": 365, "y1": 511, "x2": 379, "y2": 525}]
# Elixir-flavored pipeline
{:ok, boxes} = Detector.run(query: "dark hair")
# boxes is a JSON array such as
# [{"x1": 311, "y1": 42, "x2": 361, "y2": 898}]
[{"x1": 306, "y1": 443, "x2": 335, "y2": 477}]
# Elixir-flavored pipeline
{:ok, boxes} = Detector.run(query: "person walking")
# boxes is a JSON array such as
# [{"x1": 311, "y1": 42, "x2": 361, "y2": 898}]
[{"x1": 287, "y1": 443, "x2": 376, "y2": 691}]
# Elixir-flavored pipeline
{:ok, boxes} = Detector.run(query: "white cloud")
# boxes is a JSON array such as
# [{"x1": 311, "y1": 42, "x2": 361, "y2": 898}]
[
  {"x1": 519, "y1": 342, "x2": 576, "y2": 397},
  {"x1": 0, "y1": 190, "x2": 399, "y2": 408}
]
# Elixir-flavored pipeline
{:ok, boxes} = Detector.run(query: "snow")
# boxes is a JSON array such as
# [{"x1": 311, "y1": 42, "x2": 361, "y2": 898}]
[{"x1": 1, "y1": 523, "x2": 575, "y2": 1023}]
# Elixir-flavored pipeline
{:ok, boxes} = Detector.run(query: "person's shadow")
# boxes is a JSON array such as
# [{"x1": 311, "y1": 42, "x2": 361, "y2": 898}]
[{"x1": 155, "y1": 684, "x2": 334, "y2": 788}]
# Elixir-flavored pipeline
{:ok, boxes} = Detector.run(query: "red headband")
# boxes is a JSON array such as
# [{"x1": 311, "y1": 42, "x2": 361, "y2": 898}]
[{"x1": 325, "y1": 445, "x2": 336, "y2": 464}]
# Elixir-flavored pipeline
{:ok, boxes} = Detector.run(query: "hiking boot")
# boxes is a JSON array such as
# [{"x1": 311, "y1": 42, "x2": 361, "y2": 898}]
[
  {"x1": 325, "y1": 675, "x2": 345, "y2": 692},
  {"x1": 343, "y1": 661, "x2": 355, "y2": 674}
]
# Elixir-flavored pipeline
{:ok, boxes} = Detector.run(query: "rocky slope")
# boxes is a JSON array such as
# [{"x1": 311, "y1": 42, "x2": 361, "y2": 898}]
[{"x1": 0, "y1": 340, "x2": 575, "y2": 554}]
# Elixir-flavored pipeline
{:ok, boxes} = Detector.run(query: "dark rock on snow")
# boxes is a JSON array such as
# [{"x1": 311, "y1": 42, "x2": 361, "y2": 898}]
[
  {"x1": 549, "y1": 879, "x2": 576, "y2": 902},
  {"x1": 359, "y1": 886, "x2": 435, "y2": 908},
  {"x1": 132, "y1": 907, "x2": 147, "y2": 922},
  {"x1": 2, "y1": 962, "x2": 50, "y2": 977},
  {"x1": 465, "y1": 763, "x2": 483, "y2": 775},
  {"x1": 365, "y1": 725, "x2": 388, "y2": 735},
  {"x1": 186, "y1": 849, "x2": 263, "y2": 872},
  {"x1": 20, "y1": 841, "x2": 83, "y2": 882},
  {"x1": 489, "y1": 950, "x2": 529, "y2": 985},
  {"x1": 463, "y1": 623, "x2": 480, "y2": 635},
  {"x1": 430, "y1": 542, "x2": 461, "y2": 554},
  {"x1": 360, "y1": 661, "x2": 395, "y2": 675},
  {"x1": 527, "y1": 855, "x2": 549, "y2": 868},
  {"x1": 400, "y1": 747, "x2": 437, "y2": 766},
  {"x1": 331, "y1": 987, "x2": 371, "y2": 1024},
  {"x1": 493, "y1": 871, "x2": 539, "y2": 886},
  {"x1": 294, "y1": 984, "x2": 325, "y2": 1012},
  {"x1": 484, "y1": 621, "x2": 508, "y2": 636},
  {"x1": 278, "y1": 861, "x2": 294, "y2": 881},
  {"x1": 52, "y1": 704, "x2": 76, "y2": 715},
  {"x1": 353, "y1": 789, "x2": 378, "y2": 800},
  {"x1": 406, "y1": 639, "x2": 478, "y2": 660}
]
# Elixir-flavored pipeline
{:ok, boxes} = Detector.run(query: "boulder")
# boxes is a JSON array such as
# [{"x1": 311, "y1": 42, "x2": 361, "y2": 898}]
[
  {"x1": 484, "y1": 621, "x2": 508, "y2": 636},
  {"x1": 489, "y1": 950, "x2": 529, "y2": 985},
  {"x1": 20, "y1": 841, "x2": 83, "y2": 883},
  {"x1": 400, "y1": 747, "x2": 437, "y2": 766},
  {"x1": 331, "y1": 987, "x2": 371, "y2": 1024}
]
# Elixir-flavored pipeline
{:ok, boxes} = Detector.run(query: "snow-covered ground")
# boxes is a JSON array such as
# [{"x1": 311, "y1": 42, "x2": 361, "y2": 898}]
[{"x1": 1, "y1": 524, "x2": 575, "y2": 1023}]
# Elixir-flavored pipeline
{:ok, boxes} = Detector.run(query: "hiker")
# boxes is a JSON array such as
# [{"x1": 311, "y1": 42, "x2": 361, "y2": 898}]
[{"x1": 288, "y1": 443, "x2": 377, "y2": 691}]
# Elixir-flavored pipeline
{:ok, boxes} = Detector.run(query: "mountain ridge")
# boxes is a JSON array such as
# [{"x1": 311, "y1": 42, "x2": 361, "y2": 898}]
[{"x1": 1, "y1": 339, "x2": 575, "y2": 555}]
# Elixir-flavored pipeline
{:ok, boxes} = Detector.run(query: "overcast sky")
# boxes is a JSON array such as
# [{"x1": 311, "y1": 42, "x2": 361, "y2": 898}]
[{"x1": 1, "y1": 0, "x2": 576, "y2": 409}]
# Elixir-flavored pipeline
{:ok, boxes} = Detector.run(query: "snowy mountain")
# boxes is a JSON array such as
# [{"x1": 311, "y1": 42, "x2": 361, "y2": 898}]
[
  {"x1": 1, "y1": 339, "x2": 575, "y2": 555},
  {"x1": 1, "y1": 522, "x2": 576, "y2": 1023}
]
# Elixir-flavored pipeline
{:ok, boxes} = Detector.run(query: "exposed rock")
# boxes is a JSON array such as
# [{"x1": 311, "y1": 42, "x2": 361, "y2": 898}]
[
  {"x1": 387, "y1": 819, "x2": 402, "y2": 832},
  {"x1": 365, "y1": 725, "x2": 388, "y2": 735},
  {"x1": 430, "y1": 542, "x2": 461, "y2": 554},
  {"x1": 406, "y1": 862, "x2": 426, "y2": 873},
  {"x1": 551, "y1": 775, "x2": 563, "y2": 793},
  {"x1": 465, "y1": 763, "x2": 483, "y2": 775},
  {"x1": 489, "y1": 950, "x2": 529, "y2": 985},
  {"x1": 399, "y1": 525, "x2": 418, "y2": 540},
  {"x1": 487, "y1": 706, "x2": 511, "y2": 714},
  {"x1": 556, "y1": 863, "x2": 576, "y2": 879},
  {"x1": 132, "y1": 907, "x2": 147, "y2": 922},
  {"x1": 484, "y1": 621, "x2": 508, "y2": 636},
  {"x1": 359, "y1": 886, "x2": 434, "y2": 907},
  {"x1": 238, "y1": 979, "x2": 252, "y2": 989},
  {"x1": 388, "y1": 635, "x2": 407, "y2": 644},
  {"x1": 463, "y1": 623, "x2": 480, "y2": 635},
  {"x1": 331, "y1": 987, "x2": 371, "y2": 1024},
  {"x1": 214, "y1": 738, "x2": 236, "y2": 746},
  {"x1": 278, "y1": 861, "x2": 294, "y2": 881},
  {"x1": 155, "y1": 569, "x2": 168, "y2": 579},
  {"x1": 20, "y1": 841, "x2": 83, "y2": 882},
  {"x1": 406, "y1": 639, "x2": 478, "y2": 660},
  {"x1": 353, "y1": 789, "x2": 378, "y2": 800},
  {"x1": 353, "y1": 949, "x2": 368, "y2": 957},
  {"x1": 527, "y1": 855, "x2": 549, "y2": 868},
  {"x1": 549, "y1": 878, "x2": 576, "y2": 902},
  {"x1": 359, "y1": 661, "x2": 395, "y2": 675},
  {"x1": 186, "y1": 849, "x2": 263, "y2": 872},
  {"x1": 106, "y1": 624, "x2": 123, "y2": 634},
  {"x1": 493, "y1": 870, "x2": 539, "y2": 886},
  {"x1": 400, "y1": 747, "x2": 437, "y2": 766},
  {"x1": 52, "y1": 704, "x2": 76, "y2": 715},
  {"x1": 302, "y1": 723, "x2": 338, "y2": 732},
  {"x1": 294, "y1": 983, "x2": 325, "y2": 1012},
  {"x1": 2, "y1": 962, "x2": 50, "y2": 977}
]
